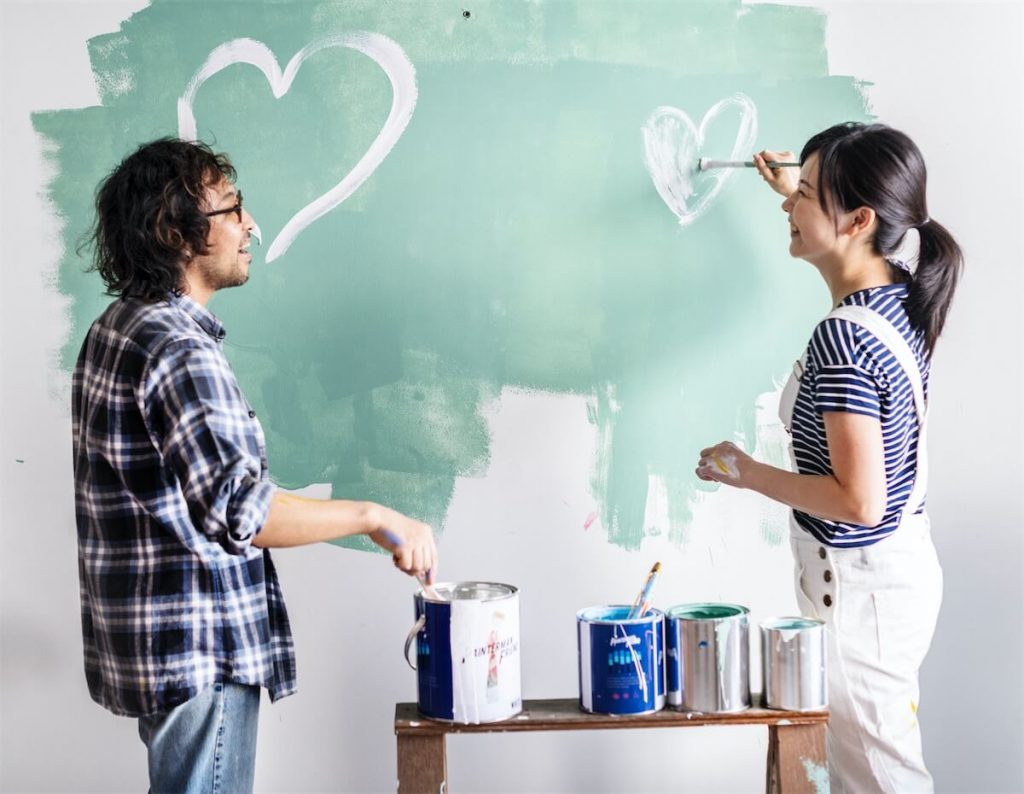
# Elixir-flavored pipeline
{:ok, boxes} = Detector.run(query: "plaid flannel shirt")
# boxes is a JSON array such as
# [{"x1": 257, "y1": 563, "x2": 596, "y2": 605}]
[{"x1": 72, "y1": 293, "x2": 296, "y2": 717}]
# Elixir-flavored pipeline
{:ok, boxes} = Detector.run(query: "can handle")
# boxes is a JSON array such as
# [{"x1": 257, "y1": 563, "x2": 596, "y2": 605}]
[{"x1": 404, "y1": 614, "x2": 426, "y2": 670}]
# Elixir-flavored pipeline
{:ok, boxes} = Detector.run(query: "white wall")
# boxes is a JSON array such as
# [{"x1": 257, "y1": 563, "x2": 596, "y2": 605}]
[{"x1": 2, "y1": 1, "x2": 1021, "y2": 792}]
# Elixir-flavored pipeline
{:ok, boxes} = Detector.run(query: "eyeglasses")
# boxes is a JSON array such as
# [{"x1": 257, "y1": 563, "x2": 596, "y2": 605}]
[{"x1": 204, "y1": 191, "x2": 244, "y2": 224}]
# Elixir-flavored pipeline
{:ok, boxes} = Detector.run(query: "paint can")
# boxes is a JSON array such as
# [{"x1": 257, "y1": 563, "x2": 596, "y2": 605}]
[
  {"x1": 404, "y1": 582, "x2": 522, "y2": 724},
  {"x1": 577, "y1": 606, "x2": 666, "y2": 715},
  {"x1": 761, "y1": 617, "x2": 827, "y2": 711},
  {"x1": 666, "y1": 603, "x2": 750, "y2": 713}
]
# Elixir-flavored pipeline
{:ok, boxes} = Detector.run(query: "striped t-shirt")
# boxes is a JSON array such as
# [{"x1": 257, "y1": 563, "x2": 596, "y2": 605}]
[{"x1": 790, "y1": 283, "x2": 928, "y2": 547}]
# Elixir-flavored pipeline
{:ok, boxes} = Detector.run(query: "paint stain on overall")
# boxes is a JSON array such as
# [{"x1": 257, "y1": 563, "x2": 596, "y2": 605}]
[{"x1": 34, "y1": 0, "x2": 869, "y2": 551}]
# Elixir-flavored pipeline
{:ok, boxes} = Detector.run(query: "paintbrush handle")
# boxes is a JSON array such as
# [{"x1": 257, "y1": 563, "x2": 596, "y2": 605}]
[
  {"x1": 702, "y1": 159, "x2": 800, "y2": 169},
  {"x1": 628, "y1": 564, "x2": 661, "y2": 619}
]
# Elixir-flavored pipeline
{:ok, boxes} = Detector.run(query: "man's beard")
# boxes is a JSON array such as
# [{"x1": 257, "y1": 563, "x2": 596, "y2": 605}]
[{"x1": 200, "y1": 260, "x2": 249, "y2": 291}]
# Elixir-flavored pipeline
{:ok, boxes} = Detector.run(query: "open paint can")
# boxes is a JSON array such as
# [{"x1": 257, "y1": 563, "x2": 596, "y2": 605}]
[
  {"x1": 577, "y1": 606, "x2": 666, "y2": 716},
  {"x1": 666, "y1": 603, "x2": 750, "y2": 713},
  {"x1": 761, "y1": 617, "x2": 827, "y2": 711},
  {"x1": 404, "y1": 582, "x2": 522, "y2": 724}
]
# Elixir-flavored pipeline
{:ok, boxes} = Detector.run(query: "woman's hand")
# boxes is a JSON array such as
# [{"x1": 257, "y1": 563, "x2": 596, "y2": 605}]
[
  {"x1": 753, "y1": 150, "x2": 799, "y2": 197},
  {"x1": 696, "y1": 441, "x2": 756, "y2": 489}
]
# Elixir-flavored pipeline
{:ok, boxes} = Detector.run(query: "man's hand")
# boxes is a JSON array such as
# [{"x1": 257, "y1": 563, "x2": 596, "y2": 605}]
[{"x1": 369, "y1": 507, "x2": 438, "y2": 585}]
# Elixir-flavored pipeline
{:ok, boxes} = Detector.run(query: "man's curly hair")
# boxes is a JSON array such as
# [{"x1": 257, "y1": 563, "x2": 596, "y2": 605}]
[{"x1": 84, "y1": 138, "x2": 236, "y2": 301}]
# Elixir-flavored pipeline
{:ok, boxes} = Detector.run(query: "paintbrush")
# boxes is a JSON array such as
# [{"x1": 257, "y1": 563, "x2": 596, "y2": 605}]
[
  {"x1": 698, "y1": 158, "x2": 799, "y2": 171},
  {"x1": 627, "y1": 562, "x2": 662, "y2": 619}
]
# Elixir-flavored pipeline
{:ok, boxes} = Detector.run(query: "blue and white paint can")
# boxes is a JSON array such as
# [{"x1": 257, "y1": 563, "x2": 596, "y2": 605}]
[
  {"x1": 577, "y1": 606, "x2": 666, "y2": 716},
  {"x1": 404, "y1": 582, "x2": 521, "y2": 724},
  {"x1": 666, "y1": 603, "x2": 750, "y2": 713},
  {"x1": 761, "y1": 616, "x2": 827, "y2": 711}
]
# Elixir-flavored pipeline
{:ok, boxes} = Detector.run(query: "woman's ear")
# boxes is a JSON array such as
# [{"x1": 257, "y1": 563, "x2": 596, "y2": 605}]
[{"x1": 845, "y1": 206, "x2": 876, "y2": 238}]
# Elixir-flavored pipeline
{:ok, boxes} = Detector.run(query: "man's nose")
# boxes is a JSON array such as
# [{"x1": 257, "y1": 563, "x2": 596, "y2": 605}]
[{"x1": 245, "y1": 213, "x2": 263, "y2": 247}]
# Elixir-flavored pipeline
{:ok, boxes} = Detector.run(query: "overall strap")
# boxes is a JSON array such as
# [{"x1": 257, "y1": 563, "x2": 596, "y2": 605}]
[{"x1": 826, "y1": 305, "x2": 928, "y2": 518}]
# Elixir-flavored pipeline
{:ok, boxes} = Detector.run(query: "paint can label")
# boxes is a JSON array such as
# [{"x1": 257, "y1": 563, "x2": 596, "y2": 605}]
[{"x1": 577, "y1": 606, "x2": 666, "y2": 715}]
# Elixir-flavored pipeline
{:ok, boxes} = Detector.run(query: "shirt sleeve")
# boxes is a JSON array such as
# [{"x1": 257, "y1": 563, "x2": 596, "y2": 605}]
[
  {"x1": 145, "y1": 339, "x2": 273, "y2": 554},
  {"x1": 808, "y1": 317, "x2": 885, "y2": 420}
]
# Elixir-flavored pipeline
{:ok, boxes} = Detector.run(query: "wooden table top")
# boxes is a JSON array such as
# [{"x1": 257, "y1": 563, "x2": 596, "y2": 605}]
[{"x1": 395, "y1": 698, "x2": 828, "y2": 735}]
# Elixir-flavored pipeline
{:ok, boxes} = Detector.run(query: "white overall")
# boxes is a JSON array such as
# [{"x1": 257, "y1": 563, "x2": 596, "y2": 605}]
[{"x1": 779, "y1": 305, "x2": 943, "y2": 794}]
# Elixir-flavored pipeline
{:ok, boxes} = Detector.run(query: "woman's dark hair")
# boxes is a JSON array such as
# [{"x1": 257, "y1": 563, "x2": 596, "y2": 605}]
[
  {"x1": 83, "y1": 137, "x2": 236, "y2": 301},
  {"x1": 801, "y1": 122, "x2": 963, "y2": 355}
]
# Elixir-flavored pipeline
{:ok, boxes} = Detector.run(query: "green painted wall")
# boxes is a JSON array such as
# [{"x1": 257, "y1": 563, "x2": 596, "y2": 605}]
[{"x1": 35, "y1": 0, "x2": 869, "y2": 551}]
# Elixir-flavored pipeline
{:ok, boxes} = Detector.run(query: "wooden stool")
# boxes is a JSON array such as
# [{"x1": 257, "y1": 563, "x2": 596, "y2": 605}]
[{"x1": 395, "y1": 698, "x2": 828, "y2": 793}]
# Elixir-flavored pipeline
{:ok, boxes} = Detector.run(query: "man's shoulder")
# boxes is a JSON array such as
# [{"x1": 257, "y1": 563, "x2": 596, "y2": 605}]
[{"x1": 93, "y1": 297, "x2": 211, "y2": 358}]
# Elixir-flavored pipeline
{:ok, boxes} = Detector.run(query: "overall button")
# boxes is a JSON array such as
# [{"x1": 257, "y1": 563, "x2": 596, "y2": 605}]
[
  {"x1": 818, "y1": 547, "x2": 827, "y2": 560},
  {"x1": 823, "y1": 570, "x2": 832, "y2": 583},
  {"x1": 823, "y1": 594, "x2": 833, "y2": 607},
  {"x1": 248, "y1": 410, "x2": 256, "y2": 418}
]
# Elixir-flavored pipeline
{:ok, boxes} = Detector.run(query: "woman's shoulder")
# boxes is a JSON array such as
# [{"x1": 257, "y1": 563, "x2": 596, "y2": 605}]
[{"x1": 808, "y1": 284, "x2": 925, "y2": 372}]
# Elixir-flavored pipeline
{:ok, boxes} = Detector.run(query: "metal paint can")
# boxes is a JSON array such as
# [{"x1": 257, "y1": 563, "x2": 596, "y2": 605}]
[
  {"x1": 761, "y1": 616, "x2": 827, "y2": 711},
  {"x1": 577, "y1": 605, "x2": 666, "y2": 716},
  {"x1": 403, "y1": 582, "x2": 522, "y2": 724},
  {"x1": 666, "y1": 603, "x2": 750, "y2": 713}
]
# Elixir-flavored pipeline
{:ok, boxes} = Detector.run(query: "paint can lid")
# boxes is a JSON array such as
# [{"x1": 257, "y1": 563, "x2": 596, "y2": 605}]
[
  {"x1": 422, "y1": 582, "x2": 517, "y2": 602},
  {"x1": 576, "y1": 605, "x2": 665, "y2": 623},
  {"x1": 760, "y1": 616, "x2": 824, "y2": 631},
  {"x1": 665, "y1": 602, "x2": 749, "y2": 620}
]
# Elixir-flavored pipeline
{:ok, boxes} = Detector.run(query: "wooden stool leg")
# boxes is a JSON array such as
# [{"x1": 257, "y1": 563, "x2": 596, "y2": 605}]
[
  {"x1": 397, "y1": 734, "x2": 447, "y2": 794},
  {"x1": 766, "y1": 724, "x2": 828, "y2": 793}
]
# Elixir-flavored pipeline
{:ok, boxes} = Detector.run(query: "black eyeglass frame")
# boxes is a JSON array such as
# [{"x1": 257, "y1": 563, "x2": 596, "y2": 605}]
[{"x1": 204, "y1": 191, "x2": 244, "y2": 224}]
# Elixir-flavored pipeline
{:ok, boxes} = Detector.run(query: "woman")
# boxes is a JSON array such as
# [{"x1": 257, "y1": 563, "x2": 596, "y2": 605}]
[{"x1": 696, "y1": 122, "x2": 962, "y2": 793}]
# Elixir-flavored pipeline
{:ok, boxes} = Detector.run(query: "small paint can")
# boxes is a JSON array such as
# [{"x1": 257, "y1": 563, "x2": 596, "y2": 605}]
[
  {"x1": 404, "y1": 582, "x2": 522, "y2": 724},
  {"x1": 666, "y1": 603, "x2": 750, "y2": 713},
  {"x1": 577, "y1": 606, "x2": 666, "y2": 715},
  {"x1": 761, "y1": 616, "x2": 827, "y2": 711}
]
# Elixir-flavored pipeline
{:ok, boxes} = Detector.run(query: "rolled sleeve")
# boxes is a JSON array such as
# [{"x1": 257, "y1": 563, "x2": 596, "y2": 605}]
[
  {"x1": 223, "y1": 475, "x2": 274, "y2": 553},
  {"x1": 147, "y1": 339, "x2": 271, "y2": 554}
]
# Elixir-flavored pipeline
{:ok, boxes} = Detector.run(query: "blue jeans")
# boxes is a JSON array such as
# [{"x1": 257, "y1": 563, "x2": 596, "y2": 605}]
[{"x1": 138, "y1": 682, "x2": 261, "y2": 794}]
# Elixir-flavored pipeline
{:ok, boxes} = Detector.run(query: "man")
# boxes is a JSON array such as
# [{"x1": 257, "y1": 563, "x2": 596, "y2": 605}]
[{"x1": 72, "y1": 138, "x2": 437, "y2": 792}]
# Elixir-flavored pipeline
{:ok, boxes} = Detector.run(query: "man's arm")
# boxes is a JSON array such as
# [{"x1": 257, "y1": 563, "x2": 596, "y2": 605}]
[{"x1": 255, "y1": 493, "x2": 438, "y2": 583}]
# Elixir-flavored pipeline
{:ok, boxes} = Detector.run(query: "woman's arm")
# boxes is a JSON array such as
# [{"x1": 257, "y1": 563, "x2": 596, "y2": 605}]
[{"x1": 697, "y1": 411, "x2": 888, "y2": 526}]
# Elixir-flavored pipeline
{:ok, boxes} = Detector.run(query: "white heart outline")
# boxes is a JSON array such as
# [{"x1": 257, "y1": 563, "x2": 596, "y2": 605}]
[
  {"x1": 178, "y1": 33, "x2": 417, "y2": 262},
  {"x1": 641, "y1": 93, "x2": 758, "y2": 227}
]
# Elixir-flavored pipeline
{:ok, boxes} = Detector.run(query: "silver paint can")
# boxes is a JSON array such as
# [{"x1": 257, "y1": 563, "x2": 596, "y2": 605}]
[
  {"x1": 761, "y1": 616, "x2": 827, "y2": 711},
  {"x1": 666, "y1": 603, "x2": 750, "y2": 713}
]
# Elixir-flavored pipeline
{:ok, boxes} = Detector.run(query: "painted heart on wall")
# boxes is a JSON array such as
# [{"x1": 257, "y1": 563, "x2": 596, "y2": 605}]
[
  {"x1": 177, "y1": 32, "x2": 417, "y2": 263},
  {"x1": 642, "y1": 93, "x2": 758, "y2": 227}
]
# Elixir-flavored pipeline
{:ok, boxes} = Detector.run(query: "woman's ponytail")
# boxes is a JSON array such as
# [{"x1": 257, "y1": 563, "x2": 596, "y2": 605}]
[{"x1": 906, "y1": 219, "x2": 963, "y2": 355}]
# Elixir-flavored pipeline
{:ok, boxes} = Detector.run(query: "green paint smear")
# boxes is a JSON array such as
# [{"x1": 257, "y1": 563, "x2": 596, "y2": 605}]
[
  {"x1": 801, "y1": 757, "x2": 831, "y2": 794},
  {"x1": 34, "y1": 0, "x2": 869, "y2": 552}
]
